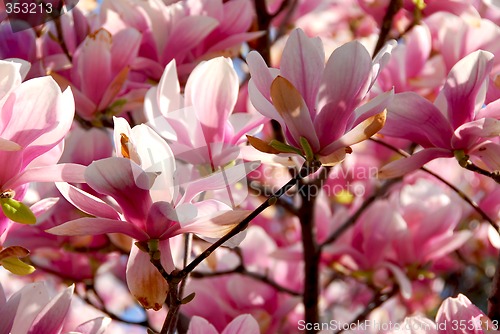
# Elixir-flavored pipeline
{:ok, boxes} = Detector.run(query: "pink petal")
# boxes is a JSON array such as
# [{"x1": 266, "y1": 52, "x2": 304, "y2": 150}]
[
  {"x1": 46, "y1": 217, "x2": 148, "y2": 240},
  {"x1": 55, "y1": 182, "x2": 120, "y2": 220},
  {"x1": 378, "y1": 148, "x2": 453, "y2": 179},
  {"x1": 146, "y1": 201, "x2": 180, "y2": 239},
  {"x1": 85, "y1": 158, "x2": 153, "y2": 224},
  {"x1": 156, "y1": 59, "x2": 183, "y2": 116},
  {"x1": 0, "y1": 60, "x2": 22, "y2": 108},
  {"x1": 382, "y1": 92, "x2": 453, "y2": 148},
  {"x1": 162, "y1": 16, "x2": 219, "y2": 64},
  {"x1": 8, "y1": 282, "x2": 50, "y2": 334},
  {"x1": 221, "y1": 314, "x2": 260, "y2": 334},
  {"x1": 185, "y1": 57, "x2": 238, "y2": 143},
  {"x1": 436, "y1": 294, "x2": 485, "y2": 329},
  {"x1": 362, "y1": 201, "x2": 406, "y2": 265},
  {"x1": 318, "y1": 41, "x2": 373, "y2": 112},
  {"x1": 405, "y1": 25, "x2": 431, "y2": 78},
  {"x1": 78, "y1": 29, "x2": 112, "y2": 105},
  {"x1": 423, "y1": 230, "x2": 472, "y2": 262},
  {"x1": 187, "y1": 316, "x2": 218, "y2": 334},
  {"x1": 270, "y1": 76, "x2": 320, "y2": 150},
  {"x1": 28, "y1": 285, "x2": 74, "y2": 334},
  {"x1": 440, "y1": 50, "x2": 494, "y2": 128},
  {"x1": 452, "y1": 118, "x2": 500, "y2": 149},
  {"x1": 246, "y1": 51, "x2": 281, "y2": 119},
  {"x1": 110, "y1": 28, "x2": 141, "y2": 75},
  {"x1": 1, "y1": 78, "x2": 74, "y2": 165},
  {"x1": 130, "y1": 124, "x2": 177, "y2": 203},
  {"x1": 280, "y1": 28, "x2": 325, "y2": 116},
  {"x1": 5, "y1": 163, "x2": 86, "y2": 190}
]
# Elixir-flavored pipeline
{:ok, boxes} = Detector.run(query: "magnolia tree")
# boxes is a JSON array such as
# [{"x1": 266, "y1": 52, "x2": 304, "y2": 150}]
[{"x1": 2, "y1": 0, "x2": 500, "y2": 333}]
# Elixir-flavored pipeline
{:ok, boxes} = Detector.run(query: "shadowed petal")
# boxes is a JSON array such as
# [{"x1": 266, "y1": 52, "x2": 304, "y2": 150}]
[
  {"x1": 126, "y1": 242, "x2": 173, "y2": 311},
  {"x1": 271, "y1": 76, "x2": 319, "y2": 150}
]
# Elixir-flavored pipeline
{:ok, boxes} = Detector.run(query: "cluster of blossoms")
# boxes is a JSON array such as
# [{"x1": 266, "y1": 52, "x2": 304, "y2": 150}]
[{"x1": 1, "y1": 0, "x2": 500, "y2": 333}]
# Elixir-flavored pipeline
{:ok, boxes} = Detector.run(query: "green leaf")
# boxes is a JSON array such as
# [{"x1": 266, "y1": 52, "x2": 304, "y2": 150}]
[
  {"x1": 299, "y1": 136, "x2": 315, "y2": 162},
  {"x1": 1, "y1": 257, "x2": 35, "y2": 275},
  {"x1": 1, "y1": 198, "x2": 36, "y2": 225},
  {"x1": 181, "y1": 292, "x2": 196, "y2": 304}
]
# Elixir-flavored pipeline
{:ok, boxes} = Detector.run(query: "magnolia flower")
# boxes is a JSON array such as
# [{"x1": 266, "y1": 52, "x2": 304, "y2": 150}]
[
  {"x1": 100, "y1": 0, "x2": 261, "y2": 80},
  {"x1": 0, "y1": 60, "x2": 85, "y2": 235},
  {"x1": 379, "y1": 50, "x2": 500, "y2": 178},
  {"x1": 50, "y1": 28, "x2": 143, "y2": 120},
  {"x1": 145, "y1": 57, "x2": 265, "y2": 169},
  {"x1": 247, "y1": 28, "x2": 394, "y2": 165},
  {"x1": 48, "y1": 120, "x2": 257, "y2": 310}
]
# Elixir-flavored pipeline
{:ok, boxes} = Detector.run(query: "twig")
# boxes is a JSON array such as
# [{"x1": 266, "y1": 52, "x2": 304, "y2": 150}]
[{"x1": 373, "y1": 0, "x2": 403, "y2": 57}]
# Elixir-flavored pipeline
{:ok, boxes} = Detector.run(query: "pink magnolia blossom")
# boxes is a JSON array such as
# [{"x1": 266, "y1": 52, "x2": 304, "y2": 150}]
[
  {"x1": 144, "y1": 57, "x2": 265, "y2": 169},
  {"x1": 377, "y1": 24, "x2": 446, "y2": 97},
  {"x1": 100, "y1": 0, "x2": 260, "y2": 80},
  {"x1": 47, "y1": 120, "x2": 257, "y2": 310},
  {"x1": 379, "y1": 50, "x2": 500, "y2": 178},
  {"x1": 247, "y1": 28, "x2": 394, "y2": 165},
  {"x1": 50, "y1": 28, "x2": 143, "y2": 120},
  {"x1": 0, "y1": 60, "x2": 85, "y2": 235}
]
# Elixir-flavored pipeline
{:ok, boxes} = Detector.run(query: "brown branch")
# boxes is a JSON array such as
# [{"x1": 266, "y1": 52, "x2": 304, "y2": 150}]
[{"x1": 373, "y1": 0, "x2": 403, "y2": 57}]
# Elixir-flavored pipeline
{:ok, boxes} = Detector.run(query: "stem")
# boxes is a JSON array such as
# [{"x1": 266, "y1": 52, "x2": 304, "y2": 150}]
[
  {"x1": 373, "y1": 0, "x2": 403, "y2": 57},
  {"x1": 298, "y1": 167, "x2": 330, "y2": 331},
  {"x1": 456, "y1": 153, "x2": 500, "y2": 184}
]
